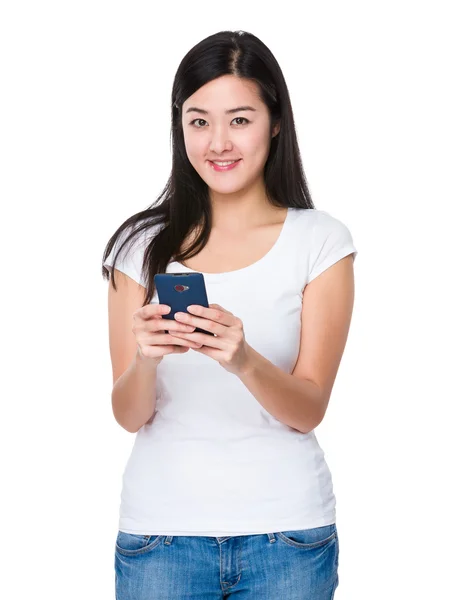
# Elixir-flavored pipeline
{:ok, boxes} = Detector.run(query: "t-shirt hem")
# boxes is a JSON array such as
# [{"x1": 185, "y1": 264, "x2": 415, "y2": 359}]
[
  {"x1": 103, "y1": 263, "x2": 142, "y2": 287},
  {"x1": 306, "y1": 245, "x2": 357, "y2": 284},
  {"x1": 118, "y1": 513, "x2": 337, "y2": 536}
]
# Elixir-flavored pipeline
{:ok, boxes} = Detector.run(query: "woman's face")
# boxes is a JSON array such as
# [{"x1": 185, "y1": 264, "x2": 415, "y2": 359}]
[{"x1": 181, "y1": 75, "x2": 280, "y2": 196}]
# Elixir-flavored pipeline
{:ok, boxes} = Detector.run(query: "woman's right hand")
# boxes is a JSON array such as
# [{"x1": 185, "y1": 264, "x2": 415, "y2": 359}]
[{"x1": 132, "y1": 303, "x2": 202, "y2": 364}]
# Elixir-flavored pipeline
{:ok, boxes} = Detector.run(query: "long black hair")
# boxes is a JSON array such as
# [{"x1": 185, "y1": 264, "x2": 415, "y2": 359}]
[{"x1": 102, "y1": 29, "x2": 315, "y2": 306}]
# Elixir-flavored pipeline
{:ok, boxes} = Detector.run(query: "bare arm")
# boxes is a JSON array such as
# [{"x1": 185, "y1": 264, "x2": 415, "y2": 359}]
[
  {"x1": 238, "y1": 254, "x2": 355, "y2": 433},
  {"x1": 112, "y1": 350, "x2": 160, "y2": 433},
  {"x1": 106, "y1": 269, "x2": 195, "y2": 433},
  {"x1": 107, "y1": 270, "x2": 161, "y2": 433}
]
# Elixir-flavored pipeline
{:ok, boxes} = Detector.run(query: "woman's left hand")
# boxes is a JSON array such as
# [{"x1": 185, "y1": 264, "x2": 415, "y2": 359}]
[{"x1": 170, "y1": 303, "x2": 252, "y2": 376}]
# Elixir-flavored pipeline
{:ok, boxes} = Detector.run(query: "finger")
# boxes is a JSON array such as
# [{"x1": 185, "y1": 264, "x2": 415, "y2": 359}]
[
  {"x1": 185, "y1": 305, "x2": 233, "y2": 327},
  {"x1": 174, "y1": 346, "x2": 191, "y2": 353},
  {"x1": 151, "y1": 320, "x2": 196, "y2": 333},
  {"x1": 147, "y1": 345, "x2": 191, "y2": 357},
  {"x1": 174, "y1": 311, "x2": 227, "y2": 335},
  {"x1": 171, "y1": 330, "x2": 226, "y2": 351},
  {"x1": 151, "y1": 333, "x2": 202, "y2": 347},
  {"x1": 209, "y1": 303, "x2": 232, "y2": 314},
  {"x1": 136, "y1": 304, "x2": 171, "y2": 320}
]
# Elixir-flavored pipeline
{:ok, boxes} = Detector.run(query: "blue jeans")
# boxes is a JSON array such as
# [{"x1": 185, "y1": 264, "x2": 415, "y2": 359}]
[{"x1": 115, "y1": 523, "x2": 339, "y2": 599}]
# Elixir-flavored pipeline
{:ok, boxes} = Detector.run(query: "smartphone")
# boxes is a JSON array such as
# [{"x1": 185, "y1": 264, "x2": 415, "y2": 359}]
[{"x1": 154, "y1": 272, "x2": 214, "y2": 336}]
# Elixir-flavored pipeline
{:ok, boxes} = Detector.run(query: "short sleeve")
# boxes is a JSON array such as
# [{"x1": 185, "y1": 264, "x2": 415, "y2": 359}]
[
  {"x1": 306, "y1": 210, "x2": 358, "y2": 284},
  {"x1": 103, "y1": 225, "x2": 149, "y2": 286}
]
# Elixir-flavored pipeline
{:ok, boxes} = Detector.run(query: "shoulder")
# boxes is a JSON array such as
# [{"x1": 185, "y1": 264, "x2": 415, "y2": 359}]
[
  {"x1": 103, "y1": 218, "x2": 165, "y2": 286},
  {"x1": 312, "y1": 208, "x2": 352, "y2": 231},
  {"x1": 290, "y1": 207, "x2": 350, "y2": 230},
  {"x1": 292, "y1": 208, "x2": 357, "y2": 285},
  {"x1": 289, "y1": 207, "x2": 355, "y2": 243},
  {"x1": 115, "y1": 218, "x2": 165, "y2": 255}
]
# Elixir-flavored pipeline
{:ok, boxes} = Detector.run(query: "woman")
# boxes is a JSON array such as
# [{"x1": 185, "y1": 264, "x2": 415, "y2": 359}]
[{"x1": 103, "y1": 29, "x2": 357, "y2": 600}]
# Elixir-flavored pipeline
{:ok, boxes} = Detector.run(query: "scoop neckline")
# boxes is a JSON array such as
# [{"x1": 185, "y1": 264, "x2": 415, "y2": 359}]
[{"x1": 169, "y1": 207, "x2": 294, "y2": 282}]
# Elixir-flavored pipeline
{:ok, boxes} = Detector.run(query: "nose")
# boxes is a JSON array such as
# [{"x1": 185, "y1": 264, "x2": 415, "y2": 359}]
[{"x1": 209, "y1": 126, "x2": 233, "y2": 154}]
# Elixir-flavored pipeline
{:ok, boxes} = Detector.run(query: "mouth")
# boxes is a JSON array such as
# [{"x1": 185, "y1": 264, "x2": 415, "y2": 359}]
[{"x1": 208, "y1": 159, "x2": 242, "y2": 172}]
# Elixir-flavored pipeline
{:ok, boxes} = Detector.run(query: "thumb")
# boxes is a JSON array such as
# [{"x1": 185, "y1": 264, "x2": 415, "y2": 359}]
[{"x1": 209, "y1": 303, "x2": 232, "y2": 314}]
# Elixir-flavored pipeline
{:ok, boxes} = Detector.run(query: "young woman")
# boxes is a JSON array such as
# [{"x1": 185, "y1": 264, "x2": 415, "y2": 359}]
[{"x1": 103, "y1": 29, "x2": 357, "y2": 600}]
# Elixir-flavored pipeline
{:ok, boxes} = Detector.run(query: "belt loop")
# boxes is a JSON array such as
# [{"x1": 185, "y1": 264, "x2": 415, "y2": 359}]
[
  {"x1": 164, "y1": 535, "x2": 173, "y2": 545},
  {"x1": 267, "y1": 533, "x2": 276, "y2": 543}
]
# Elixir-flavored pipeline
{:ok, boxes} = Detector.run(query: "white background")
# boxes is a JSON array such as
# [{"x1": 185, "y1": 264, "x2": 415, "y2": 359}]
[{"x1": 1, "y1": 1, "x2": 449, "y2": 598}]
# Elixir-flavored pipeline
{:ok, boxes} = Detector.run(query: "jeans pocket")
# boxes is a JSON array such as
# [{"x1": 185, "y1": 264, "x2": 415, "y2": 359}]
[
  {"x1": 276, "y1": 524, "x2": 337, "y2": 549},
  {"x1": 115, "y1": 531, "x2": 163, "y2": 556}
]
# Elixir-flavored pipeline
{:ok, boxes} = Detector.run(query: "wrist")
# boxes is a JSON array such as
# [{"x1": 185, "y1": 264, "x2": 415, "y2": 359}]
[
  {"x1": 237, "y1": 344, "x2": 258, "y2": 378},
  {"x1": 135, "y1": 348, "x2": 162, "y2": 369}
]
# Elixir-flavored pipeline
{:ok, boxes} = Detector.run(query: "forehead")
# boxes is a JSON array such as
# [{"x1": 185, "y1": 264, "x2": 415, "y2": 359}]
[{"x1": 183, "y1": 75, "x2": 262, "y2": 114}]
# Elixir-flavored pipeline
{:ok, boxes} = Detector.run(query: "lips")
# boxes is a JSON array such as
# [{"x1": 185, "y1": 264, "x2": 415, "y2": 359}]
[
  {"x1": 208, "y1": 159, "x2": 242, "y2": 172},
  {"x1": 208, "y1": 159, "x2": 241, "y2": 163}
]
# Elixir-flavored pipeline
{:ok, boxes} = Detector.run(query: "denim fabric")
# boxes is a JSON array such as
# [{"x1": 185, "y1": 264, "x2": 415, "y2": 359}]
[{"x1": 115, "y1": 523, "x2": 339, "y2": 599}]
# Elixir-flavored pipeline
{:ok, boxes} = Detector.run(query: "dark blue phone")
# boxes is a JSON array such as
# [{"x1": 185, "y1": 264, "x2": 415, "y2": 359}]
[{"x1": 154, "y1": 272, "x2": 214, "y2": 336}]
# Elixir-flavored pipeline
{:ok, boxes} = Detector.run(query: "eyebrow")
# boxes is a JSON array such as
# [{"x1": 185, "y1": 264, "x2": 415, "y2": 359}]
[{"x1": 185, "y1": 105, "x2": 257, "y2": 115}]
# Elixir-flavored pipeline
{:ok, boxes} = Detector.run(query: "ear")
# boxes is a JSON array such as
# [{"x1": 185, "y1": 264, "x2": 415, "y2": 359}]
[{"x1": 272, "y1": 121, "x2": 280, "y2": 138}]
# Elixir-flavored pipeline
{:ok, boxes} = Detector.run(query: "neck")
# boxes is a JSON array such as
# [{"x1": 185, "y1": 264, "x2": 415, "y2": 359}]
[{"x1": 208, "y1": 180, "x2": 283, "y2": 231}]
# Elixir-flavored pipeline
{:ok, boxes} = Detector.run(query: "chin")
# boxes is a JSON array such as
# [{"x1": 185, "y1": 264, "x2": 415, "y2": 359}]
[{"x1": 207, "y1": 182, "x2": 245, "y2": 195}]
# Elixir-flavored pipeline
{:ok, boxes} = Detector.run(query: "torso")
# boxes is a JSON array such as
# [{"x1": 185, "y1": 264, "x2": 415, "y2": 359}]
[{"x1": 178, "y1": 207, "x2": 289, "y2": 274}]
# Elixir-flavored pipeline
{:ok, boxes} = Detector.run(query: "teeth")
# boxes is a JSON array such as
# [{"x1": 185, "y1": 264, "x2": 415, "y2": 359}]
[{"x1": 212, "y1": 160, "x2": 238, "y2": 166}]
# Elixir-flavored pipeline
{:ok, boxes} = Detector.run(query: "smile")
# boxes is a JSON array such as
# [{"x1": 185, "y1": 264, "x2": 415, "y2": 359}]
[{"x1": 208, "y1": 159, "x2": 242, "y2": 172}]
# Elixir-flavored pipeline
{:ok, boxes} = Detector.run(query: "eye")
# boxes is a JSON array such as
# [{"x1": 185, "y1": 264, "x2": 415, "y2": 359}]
[
  {"x1": 231, "y1": 117, "x2": 249, "y2": 126},
  {"x1": 190, "y1": 118, "x2": 207, "y2": 128},
  {"x1": 189, "y1": 117, "x2": 250, "y2": 128}
]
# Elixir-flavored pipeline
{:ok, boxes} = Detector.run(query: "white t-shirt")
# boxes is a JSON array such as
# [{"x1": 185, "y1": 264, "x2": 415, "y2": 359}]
[{"x1": 103, "y1": 207, "x2": 358, "y2": 536}]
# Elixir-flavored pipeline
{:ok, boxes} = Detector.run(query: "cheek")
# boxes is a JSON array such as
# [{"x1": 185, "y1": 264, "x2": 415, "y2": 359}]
[
  {"x1": 183, "y1": 128, "x2": 201, "y2": 159},
  {"x1": 183, "y1": 128, "x2": 270, "y2": 166},
  {"x1": 241, "y1": 134, "x2": 271, "y2": 167}
]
